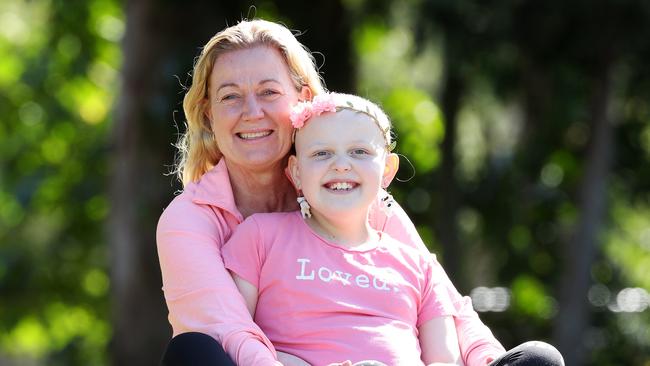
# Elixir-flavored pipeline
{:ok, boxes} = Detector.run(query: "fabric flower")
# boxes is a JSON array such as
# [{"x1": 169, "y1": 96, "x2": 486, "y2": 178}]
[
  {"x1": 310, "y1": 94, "x2": 337, "y2": 115},
  {"x1": 289, "y1": 93, "x2": 338, "y2": 129},
  {"x1": 289, "y1": 101, "x2": 313, "y2": 128}
]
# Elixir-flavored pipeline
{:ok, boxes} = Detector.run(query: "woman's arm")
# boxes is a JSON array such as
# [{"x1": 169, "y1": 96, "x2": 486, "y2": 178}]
[
  {"x1": 229, "y1": 273, "x2": 314, "y2": 366},
  {"x1": 371, "y1": 196, "x2": 506, "y2": 365},
  {"x1": 156, "y1": 197, "x2": 281, "y2": 366},
  {"x1": 418, "y1": 316, "x2": 463, "y2": 366}
]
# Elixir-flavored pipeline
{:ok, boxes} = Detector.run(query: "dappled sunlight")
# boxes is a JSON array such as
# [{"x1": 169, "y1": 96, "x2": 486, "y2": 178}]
[
  {"x1": 510, "y1": 275, "x2": 557, "y2": 320},
  {"x1": 457, "y1": 88, "x2": 523, "y2": 182},
  {"x1": 57, "y1": 77, "x2": 112, "y2": 124},
  {"x1": 0, "y1": 304, "x2": 110, "y2": 364},
  {"x1": 2, "y1": 317, "x2": 49, "y2": 358},
  {"x1": 354, "y1": 19, "x2": 443, "y2": 96},
  {"x1": 384, "y1": 88, "x2": 444, "y2": 173},
  {"x1": 0, "y1": 0, "x2": 48, "y2": 47},
  {"x1": 606, "y1": 202, "x2": 650, "y2": 289},
  {"x1": 470, "y1": 286, "x2": 511, "y2": 312}
]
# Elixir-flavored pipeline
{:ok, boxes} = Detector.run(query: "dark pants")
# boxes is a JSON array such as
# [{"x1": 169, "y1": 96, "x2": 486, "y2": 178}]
[
  {"x1": 161, "y1": 332, "x2": 564, "y2": 366},
  {"x1": 161, "y1": 332, "x2": 235, "y2": 366},
  {"x1": 488, "y1": 341, "x2": 564, "y2": 366}
]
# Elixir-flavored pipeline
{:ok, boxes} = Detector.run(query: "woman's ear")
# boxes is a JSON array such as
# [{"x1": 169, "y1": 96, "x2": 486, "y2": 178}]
[
  {"x1": 382, "y1": 153, "x2": 399, "y2": 188},
  {"x1": 300, "y1": 86, "x2": 313, "y2": 101},
  {"x1": 287, "y1": 155, "x2": 301, "y2": 191},
  {"x1": 203, "y1": 98, "x2": 213, "y2": 125}
]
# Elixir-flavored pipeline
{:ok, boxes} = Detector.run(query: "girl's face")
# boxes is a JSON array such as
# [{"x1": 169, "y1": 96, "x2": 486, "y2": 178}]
[
  {"x1": 206, "y1": 46, "x2": 310, "y2": 172},
  {"x1": 289, "y1": 109, "x2": 398, "y2": 219}
]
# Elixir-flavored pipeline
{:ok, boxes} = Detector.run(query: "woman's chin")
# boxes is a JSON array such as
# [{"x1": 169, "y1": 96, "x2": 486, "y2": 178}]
[{"x1": 227, "y1": 150, "x2": 289, "y2": 171}]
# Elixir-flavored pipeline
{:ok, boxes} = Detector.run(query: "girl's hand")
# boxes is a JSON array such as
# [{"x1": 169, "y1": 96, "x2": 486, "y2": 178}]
[
  {"x1": 277, "y1": 354, "x2": 387, "y2": 366},
  {"x1": 328, "y1": 360, "x2": 387, "y2": 366},
  {"x1": 277, "y1": 351, "x2": 311, "y2": 366}
]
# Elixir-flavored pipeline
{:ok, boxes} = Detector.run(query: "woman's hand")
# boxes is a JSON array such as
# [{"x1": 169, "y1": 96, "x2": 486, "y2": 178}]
[{"x1": 277, "y1": 351, "x2": 311, "y2": 366}]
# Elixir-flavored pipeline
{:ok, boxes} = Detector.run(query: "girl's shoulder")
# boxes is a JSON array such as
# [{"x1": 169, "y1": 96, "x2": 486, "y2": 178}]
[{"x1": 378, "y1": 232, "x2": 445, "y2": 276}]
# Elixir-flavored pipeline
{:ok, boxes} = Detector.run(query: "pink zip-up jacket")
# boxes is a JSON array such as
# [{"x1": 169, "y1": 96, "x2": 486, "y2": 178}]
[{"x1": 156, "y1": 159, "x2": 506, "y2": 365}]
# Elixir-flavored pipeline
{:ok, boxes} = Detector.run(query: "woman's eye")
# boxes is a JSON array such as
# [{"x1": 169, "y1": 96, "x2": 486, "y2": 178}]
[
  {"x1": 219, "y1": 94, "x2": 240, "y2": 102},
  {"x1": 261, "y1": 89, "x2": 280, "y2": 97}
]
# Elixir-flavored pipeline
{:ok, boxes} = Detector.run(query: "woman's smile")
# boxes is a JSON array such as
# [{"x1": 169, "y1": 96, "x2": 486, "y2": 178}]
[{"x1": 237, "y1": 130, "x2": 273, "y2": 140}]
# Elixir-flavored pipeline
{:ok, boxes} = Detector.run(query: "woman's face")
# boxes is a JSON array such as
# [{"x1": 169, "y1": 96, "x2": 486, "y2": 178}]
[{"x1": 206, "y1": 46, "x2": 307, "y2": 172}]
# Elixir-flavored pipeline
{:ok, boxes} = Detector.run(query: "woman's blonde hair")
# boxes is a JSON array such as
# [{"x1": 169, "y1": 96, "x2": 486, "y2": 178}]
[{"x1": 175, "y1": 19, "x2": 326, "y2": 185}]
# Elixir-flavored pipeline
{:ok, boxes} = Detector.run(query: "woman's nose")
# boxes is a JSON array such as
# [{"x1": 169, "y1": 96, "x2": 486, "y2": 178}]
[{"x1": 242, "y1": 95, "x2": 264, "y2": 121}]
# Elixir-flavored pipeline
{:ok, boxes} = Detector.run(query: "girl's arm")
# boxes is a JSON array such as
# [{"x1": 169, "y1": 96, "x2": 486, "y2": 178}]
[
  {"x1": 157, "y1": 197, "x2": 281, "y2": 366},
  {"x1": 230, "y1": 272, "x2": 259, "y2": 317},
  {"x1": 371, "y1": 195, "x2": 506, "y2": 365},
  {"x1": 418, "y1": 316, "x2": 463, "y2": 366}
]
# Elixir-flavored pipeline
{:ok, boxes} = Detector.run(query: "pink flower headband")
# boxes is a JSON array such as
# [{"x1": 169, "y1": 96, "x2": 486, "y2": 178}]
[
  {"x1": 289, "y1": 94, "x2": 337, "y2": 129},
  {"x1": 289, "y1": 93, "x2": 396, "y2": 151}
]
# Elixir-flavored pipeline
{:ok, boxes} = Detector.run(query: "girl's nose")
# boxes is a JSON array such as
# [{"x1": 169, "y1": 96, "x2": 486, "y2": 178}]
[
  {"x1": 332, "y1": 154, "x2": 352, "y2": 172},
  {"x1": 242, "y1": 95, "x2": 264, "y2": 121}
]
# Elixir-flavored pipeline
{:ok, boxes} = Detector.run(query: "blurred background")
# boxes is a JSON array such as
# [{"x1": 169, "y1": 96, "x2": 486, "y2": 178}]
[{"x1": 1, "y1": 0, "x2": 649, "y2": 365}]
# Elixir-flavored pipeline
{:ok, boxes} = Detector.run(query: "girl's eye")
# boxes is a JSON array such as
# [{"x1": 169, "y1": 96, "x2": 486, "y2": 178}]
[
  {"x1": 313, "y1": 151, "x2": 330, "y2": 158},
  {"x1": 351, "y1": 149, "x2": 369, "y2": 156}
]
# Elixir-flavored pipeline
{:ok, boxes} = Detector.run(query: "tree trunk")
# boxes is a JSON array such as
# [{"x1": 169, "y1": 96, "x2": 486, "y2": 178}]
[
  {"x1": 109, "y1": 1, "x2": 245, "y2": 364},
  {"x1": 435, "y1": 36, "x2": 464, "y2": 285},
  {"x1": 552, "y1": 59, "x2": 615, "y2": 366},
  {"x1": 110, "y1": 2, "x2": 165, "y2": 364},
  {"x1": 275, "y1": 0, "x2": 354, "y2": 93}
]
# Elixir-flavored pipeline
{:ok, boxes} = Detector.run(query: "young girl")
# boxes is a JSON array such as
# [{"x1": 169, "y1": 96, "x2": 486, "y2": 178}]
[{"x1": 222, "y1": 93, "x2": 463, "y2": 366}]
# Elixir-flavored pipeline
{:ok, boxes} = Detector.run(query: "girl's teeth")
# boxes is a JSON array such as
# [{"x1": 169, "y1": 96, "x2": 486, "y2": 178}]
[
  {"x1": 329, "y1": 182, "x2": 353, "y2": 190},
  {"x1": 239, "y1": 131, "x2": 271, "y2": 139}
]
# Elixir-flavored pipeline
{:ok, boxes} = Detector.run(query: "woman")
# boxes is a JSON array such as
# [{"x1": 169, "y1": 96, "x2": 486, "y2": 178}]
[{"x1": 157, "y1": 19, "x2": 563, "y2": 366}]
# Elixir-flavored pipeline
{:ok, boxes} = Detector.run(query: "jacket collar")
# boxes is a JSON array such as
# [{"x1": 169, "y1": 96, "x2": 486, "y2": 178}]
[{"x1": 190, "y1": 159, "x2": 243, "y2": 222}]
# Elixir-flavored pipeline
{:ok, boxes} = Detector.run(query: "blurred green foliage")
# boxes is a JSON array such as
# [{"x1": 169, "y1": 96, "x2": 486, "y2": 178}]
[
  {"x1": 0, "y1": 0, "x2": 121, "y2": 364},
  {"x1": 353, "y1": 1, "x2": 650, "y2": 364}
]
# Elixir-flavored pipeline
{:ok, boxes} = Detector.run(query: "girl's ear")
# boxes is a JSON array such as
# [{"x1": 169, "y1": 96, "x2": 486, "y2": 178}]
[
  {"x1": 299, "y1": 86, "x2": 313, "y2": 101},
  {"x1": 382, "y1": 153, "x2": 399, "y2": 188},
  {"x1": 287, "y1": 155, "x2": 301, "y2": 191}
]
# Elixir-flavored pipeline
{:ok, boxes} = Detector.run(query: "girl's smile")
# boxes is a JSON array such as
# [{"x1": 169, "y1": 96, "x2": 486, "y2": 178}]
[{"x1": 324, "y1": 181, "x2": 359, "y2": 192}]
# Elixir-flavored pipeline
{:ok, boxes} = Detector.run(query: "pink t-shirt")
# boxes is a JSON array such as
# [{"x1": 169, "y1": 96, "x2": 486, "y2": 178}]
[{"x1": 222, "y1": 211, "x2": 457, "y2": 366}]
